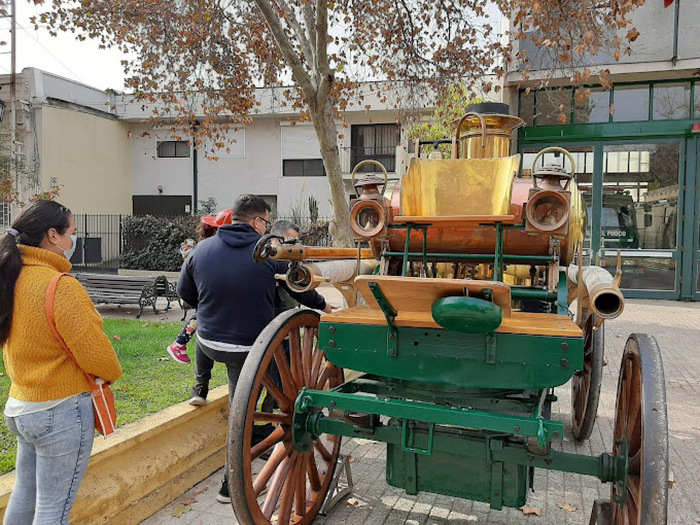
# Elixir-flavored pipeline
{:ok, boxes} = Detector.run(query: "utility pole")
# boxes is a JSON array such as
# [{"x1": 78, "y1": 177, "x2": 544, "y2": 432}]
[{"x1": 10, "y1": 0, "x2": 16, "y2": 200}]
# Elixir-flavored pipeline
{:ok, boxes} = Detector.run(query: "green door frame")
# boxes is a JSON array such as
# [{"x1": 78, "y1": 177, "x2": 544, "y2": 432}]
[
  {"x1": 686, "y1": 134, "x2": 700, "y2": 300},
  {"x1": 519, "y1": 137, "x2": 694, "y2": 300}
]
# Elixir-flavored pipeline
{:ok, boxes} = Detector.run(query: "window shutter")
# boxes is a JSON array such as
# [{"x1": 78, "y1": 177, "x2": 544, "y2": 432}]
[{"x1": 281, "y1": 126, "x2": 321, "y2": 159}]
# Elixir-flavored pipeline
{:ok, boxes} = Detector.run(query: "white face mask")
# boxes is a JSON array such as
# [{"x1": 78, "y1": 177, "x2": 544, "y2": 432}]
[{"x1": 61, "y1": 233, "x2": 77, "y2": 260}]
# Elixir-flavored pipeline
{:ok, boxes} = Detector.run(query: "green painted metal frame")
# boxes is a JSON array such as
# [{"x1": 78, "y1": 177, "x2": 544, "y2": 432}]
[
  {"x1": 296, "y1": 386, "x2": 563, "y2": 442},
  {"x1": 520, "y1": 137, "x2": 691, "y2": 299},
  {"x1": 684, "y1": 134, "x2": 700, "y2": 300},
  {"x1": 296, "y1": 395, "x2": 624, "y2": 484},
  {"x1": 335, "y1": 375, "x2": 554, "y2": 413},
  {"x1": 520, "y1": 79, "x2": 700, "y2": 135},
  {"x1": 320, "y1": 322, "x2": 583, "y2": 390},
  {"x1": 367, "y1": 281, "x2": 399, "y2": 356},
  {"x1": 557, "y1": 270, "x2": 569, "y2": 315},
  {"x1": 382, "y1": 252, "x2": 556, "y2": 264},
  {"x1": 290, "y1": 376, "x2": 626, "y2": 510},
  {"x1": 519, "y1": 77, "x2": 700, "y2": 299},
  {"x1": 388, "y1": 220, "x2": 544, "y2": 287}
]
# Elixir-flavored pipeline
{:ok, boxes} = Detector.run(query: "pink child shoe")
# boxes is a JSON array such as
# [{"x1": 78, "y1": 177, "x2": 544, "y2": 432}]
[{"x1": 167, "y1": 343, "x2": 190, "y2": 364}]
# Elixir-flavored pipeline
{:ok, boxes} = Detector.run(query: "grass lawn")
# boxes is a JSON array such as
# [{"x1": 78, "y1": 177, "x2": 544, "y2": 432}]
[{"x1": 0, "y1": 318, "x2": 229, "y2": 475}]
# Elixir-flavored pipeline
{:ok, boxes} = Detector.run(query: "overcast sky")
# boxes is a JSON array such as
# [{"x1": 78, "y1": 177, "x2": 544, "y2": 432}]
[
  {"x1": 1, "y1": 2, "x2": 502, "y2": 94},
  {"x1": 1, "y1": 1, "x2": 129, "y2": 92}
]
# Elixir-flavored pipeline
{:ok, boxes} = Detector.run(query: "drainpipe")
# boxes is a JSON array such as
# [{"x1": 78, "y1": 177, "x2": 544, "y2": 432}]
[
  {"x1": 192, "y1": 121, "x2": 199, "y2": 213},
  {"x1": 671, "y1": 0, "x2": 680, "y2": 66}
]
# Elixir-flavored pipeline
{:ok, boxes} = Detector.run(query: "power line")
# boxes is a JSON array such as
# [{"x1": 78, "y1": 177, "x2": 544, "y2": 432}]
[{"x1": 15, "y1": 22, "x2": 84, "y2": 83}]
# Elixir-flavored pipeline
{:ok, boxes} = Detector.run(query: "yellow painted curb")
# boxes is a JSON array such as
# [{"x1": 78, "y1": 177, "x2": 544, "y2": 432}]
[{"x1": 0, "y1": 385, "x2": 229, "y2": 524}]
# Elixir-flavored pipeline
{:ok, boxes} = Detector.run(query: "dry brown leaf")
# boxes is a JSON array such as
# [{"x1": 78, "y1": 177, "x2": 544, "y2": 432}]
[
  {"x1": 181, "y1": 497, "x2": 197, "y2": 505},
  {"x1": 345, "y1": 497, "x2": 359, "y2": 506},
  {"x1": 192, "y1": 488, "x2": 207, "y2": 495},
  {"x1": 112, "y1": 335, "x2": 121, "y2": 341},
  {"x1": 557, "y1": 503, "x2": 577, "y2": 512},
  {"x1": 171, "y1": 504, "x2": 190, "y2": 517},
  {"x1": 347, "y1": 455, "x2": 355, "y2": 463},
  {"x1": 520, "y1": 506, "x2": 542, "y2": 516}
]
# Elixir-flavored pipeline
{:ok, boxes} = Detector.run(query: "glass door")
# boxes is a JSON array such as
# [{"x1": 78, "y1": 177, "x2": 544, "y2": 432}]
[{"x1": 600, "y1": 142, "x2": 682, "y2": 296}]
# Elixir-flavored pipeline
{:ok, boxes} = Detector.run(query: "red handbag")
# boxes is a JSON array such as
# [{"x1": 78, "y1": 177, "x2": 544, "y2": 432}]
[{"x1": 45, "y1": 273, "x2": 117, "y2": 437}]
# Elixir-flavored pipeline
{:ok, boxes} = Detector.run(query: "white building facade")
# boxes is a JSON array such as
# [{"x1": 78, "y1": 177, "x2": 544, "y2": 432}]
[{"x1": 0, "y1": 69, "x2": 434, "y2": 222}]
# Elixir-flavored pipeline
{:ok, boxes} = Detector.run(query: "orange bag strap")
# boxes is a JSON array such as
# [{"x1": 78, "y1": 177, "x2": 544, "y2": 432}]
[{"x1": 45, "y1": 273, "x2": 98, "y2": 389}]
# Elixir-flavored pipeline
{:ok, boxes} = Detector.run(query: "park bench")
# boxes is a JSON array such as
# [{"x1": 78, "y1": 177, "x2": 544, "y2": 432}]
[{"x1": 74, "y1": 273, "x2": 183, "y2": 319}]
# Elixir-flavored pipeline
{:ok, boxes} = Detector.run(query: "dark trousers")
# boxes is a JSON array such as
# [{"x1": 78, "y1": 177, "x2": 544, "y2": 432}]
[
  {"x1": 195, "y1": 339, "x2": 248, "y2": 406},
  {"x1": 192, "y1": 342, "x2": 216, "y2": 398}
]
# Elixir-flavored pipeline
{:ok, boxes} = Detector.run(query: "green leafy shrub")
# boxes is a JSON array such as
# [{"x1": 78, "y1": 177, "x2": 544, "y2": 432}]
[
  {"x1": 121, "y1": 215, "x2": 200, "y2": 271},
  {"x1": 198, "y1": 197, "x2": 218, "y2": 215}
]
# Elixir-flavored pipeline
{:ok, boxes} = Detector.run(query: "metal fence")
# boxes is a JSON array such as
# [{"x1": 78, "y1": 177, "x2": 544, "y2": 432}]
[
  {"x1": 0, "y1": 203, "x2": 9, "y2": 229},
  {"x1": 65, "y1": 213, "x2": 333, "y2": 273},
  {"x1": 0, "y1": 212, "x2": 334, "y2": 272},
  {"x1": 69, "y1": 214, "x2": 124, "y2": 273}
]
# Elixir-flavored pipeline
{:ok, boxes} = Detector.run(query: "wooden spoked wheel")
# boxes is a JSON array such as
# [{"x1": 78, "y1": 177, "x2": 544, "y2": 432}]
[
  {"x1": 229, "y1": 309, "x2": 344, "y2": 525},
  {"x1": 572, "y1": 313, "x2": 604, "y2": 441},
  {"x1": 610, "y1": 334, "x2": 668, "y2": 525}
]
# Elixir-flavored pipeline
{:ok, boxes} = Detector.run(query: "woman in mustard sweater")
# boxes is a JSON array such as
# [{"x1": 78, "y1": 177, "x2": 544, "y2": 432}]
[{"x1": 0, "y1": 200, "x2": 122, "y2": 525}]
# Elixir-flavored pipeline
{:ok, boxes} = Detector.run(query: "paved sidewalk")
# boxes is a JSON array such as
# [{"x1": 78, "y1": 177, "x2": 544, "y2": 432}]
[{"x1": 138, "y1": 298, "x2": 700, "y2": 525}]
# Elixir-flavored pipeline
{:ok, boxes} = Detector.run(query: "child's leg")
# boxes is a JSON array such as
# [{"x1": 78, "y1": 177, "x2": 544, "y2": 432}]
[
  {"x1": 167, "y1": 314, "x2": 196, "y2": 364},
  {"x1": 175, "y1": 314, "x2": 197, "y2": 346}
]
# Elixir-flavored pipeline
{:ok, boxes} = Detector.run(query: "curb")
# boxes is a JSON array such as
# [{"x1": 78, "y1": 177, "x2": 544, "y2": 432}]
[{"x1": 0, "y1": 386, "x2": 229, "y2": 524}]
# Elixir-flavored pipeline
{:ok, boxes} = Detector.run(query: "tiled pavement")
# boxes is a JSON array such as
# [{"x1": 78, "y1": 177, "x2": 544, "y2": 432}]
[{"x1": 139, "y1": 298, "x2": 700, "y2": 525}]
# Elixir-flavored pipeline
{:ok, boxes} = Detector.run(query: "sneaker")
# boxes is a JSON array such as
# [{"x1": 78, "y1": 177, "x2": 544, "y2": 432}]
[
  {"x1": 167, "y1": 343, "x2": 190, "y2": 364},
  {"x1": 216, "y1": 478, "x2": 230, "y2": 504},
  {"x1": 189, "y1": 384, "x2": 208, "y2": 406},
  {"x1": 189, "y1": 395, "x2": 206, "y2": 406}
]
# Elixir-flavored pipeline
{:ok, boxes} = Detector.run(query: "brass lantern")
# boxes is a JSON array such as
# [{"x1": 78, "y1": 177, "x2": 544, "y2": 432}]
[
  {"x1": 525, "y1": 164, "x2": 572, "y2": 238},
  {"x1": 349, "y1": 160, "x2": 390, "y2": 240}
]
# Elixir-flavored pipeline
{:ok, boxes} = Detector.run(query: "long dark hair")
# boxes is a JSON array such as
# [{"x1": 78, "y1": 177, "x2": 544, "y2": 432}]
[{"x1": 0, "y1": 200, "x2": 72, "y2": 344}]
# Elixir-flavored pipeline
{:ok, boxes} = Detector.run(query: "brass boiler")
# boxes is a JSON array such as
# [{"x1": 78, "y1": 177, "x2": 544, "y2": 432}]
[{"x1": 386, "y1": 110, "x2": 585, "y2": 265}]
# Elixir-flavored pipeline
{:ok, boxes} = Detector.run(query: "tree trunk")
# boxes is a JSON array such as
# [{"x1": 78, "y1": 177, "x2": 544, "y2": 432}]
[{"x1": 311, "y1": 101, "x2": 355, "y2": 247}]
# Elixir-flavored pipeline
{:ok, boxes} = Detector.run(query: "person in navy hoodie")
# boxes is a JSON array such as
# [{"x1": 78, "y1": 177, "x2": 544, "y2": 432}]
[{"x1": 176, "y1": 194, "x2": 331, "y2": 503}]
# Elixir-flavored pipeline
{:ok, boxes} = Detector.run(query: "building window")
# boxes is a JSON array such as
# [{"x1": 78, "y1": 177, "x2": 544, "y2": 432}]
[
  {"x1": 351, "y1": 124, "x2": 399, "y2": 173},
  {"x1": 283, "y1": 159, "x2": 326, "y2": 177},
  {"x1": 653, "y1": 83, "x2": 690, "y2": 120},
  {"x1": 157, "y1": 141, "x2": 190, "y2": 158},
  {"x1": 612, "y1": 85, "x2": 649, "y2": 122},
  {"x1": 536, "y1": 88, "x2": 571, "y2": 126},
  {"x1": 574, "y1": 88, "x2": 610, "y2": 124}
]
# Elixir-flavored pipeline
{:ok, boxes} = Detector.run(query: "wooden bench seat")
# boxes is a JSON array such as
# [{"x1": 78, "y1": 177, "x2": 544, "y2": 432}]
[
  {"x1": 322, "y1": 275, "x2": 581, "y2": 338},
  {"x1": 322, "y1": 305, "x2": 581, "y2": 337},
  {"x1": 75, "y1": 273, "x2": 183, "y2": 319}
]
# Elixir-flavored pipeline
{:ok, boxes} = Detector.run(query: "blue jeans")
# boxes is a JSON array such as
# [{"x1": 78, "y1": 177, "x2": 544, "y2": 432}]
[{"x1": 3, "y1": 392, "x2": 95, "y2": 525}]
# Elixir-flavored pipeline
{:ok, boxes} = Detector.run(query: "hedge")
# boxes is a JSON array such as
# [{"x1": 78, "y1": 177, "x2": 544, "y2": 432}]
[{"x1": 120, "y1": 215, "x2": 331, "y2": 272}]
